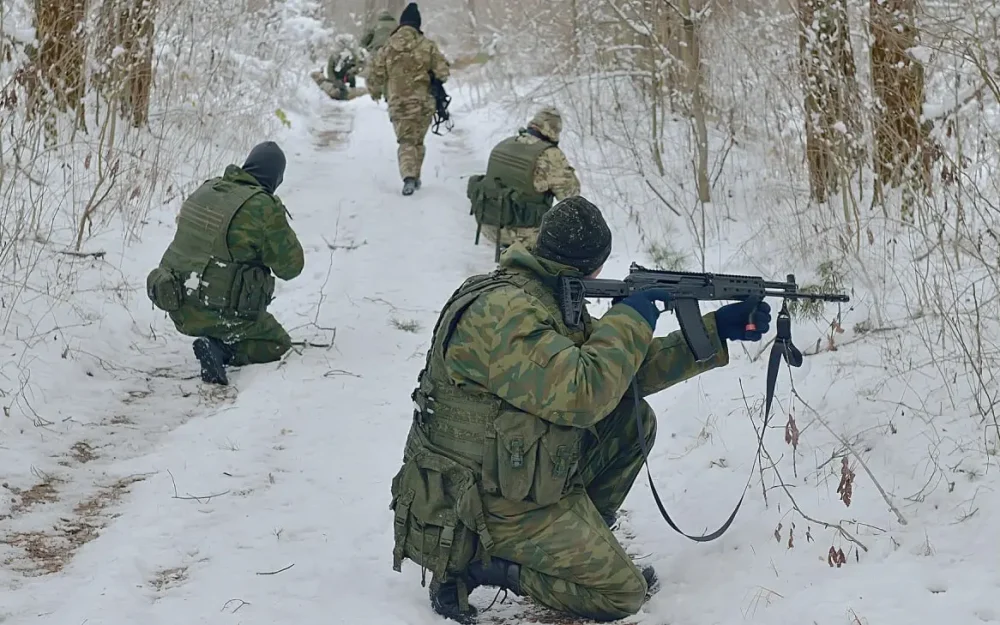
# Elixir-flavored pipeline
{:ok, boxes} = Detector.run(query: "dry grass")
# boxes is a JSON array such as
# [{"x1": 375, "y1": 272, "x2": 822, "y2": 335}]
[
  {"x1": 5, "y1": 477, "x2": 61, "y2": 515},
  {"x1": 1, "y1": 475, "x2": 147, "y2": 576},
  {"x1": 69, "y1": 441, "x2": 97, "y2": 463}
]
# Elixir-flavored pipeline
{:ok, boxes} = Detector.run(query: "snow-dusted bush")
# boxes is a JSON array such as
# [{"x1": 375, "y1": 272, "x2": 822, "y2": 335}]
[{"x1": 0, "y1": 0, "x2": 333, "y2": 327}]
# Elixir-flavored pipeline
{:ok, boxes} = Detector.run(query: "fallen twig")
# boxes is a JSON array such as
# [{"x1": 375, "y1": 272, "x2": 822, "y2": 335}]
[
  {"x1": 58, "y1": 249, "x2": 106, "y2": 259},
  {"x1": 256, "y1": 563, "x2": 294, "y2": 576},
  {"x1": 221, "y1": 598, "x2": 250, "y2": 613},
  {"x1": 792, "y1": 389, "x2": 909, "y2": 526},
  {"x1": 739, "y1": 384, "x2": 870, "y2": 552},
  {"x1": 167, "y1": 469, "x2": 230, "y2": 503}
]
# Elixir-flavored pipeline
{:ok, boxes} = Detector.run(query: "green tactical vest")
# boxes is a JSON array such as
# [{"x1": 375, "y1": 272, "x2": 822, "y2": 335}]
[
  {"x1": 412, "y1": 266, "x2": 595, "y2": 502},
  {"x1": 158, "y1": 178, "x2": 269, "y2": 314},
  {"x1": 466, "y1": 135, "x2": 555, "y2": 230},
  {"x1": 389, "y1": 266, "x2": 594, "y2": 607}
]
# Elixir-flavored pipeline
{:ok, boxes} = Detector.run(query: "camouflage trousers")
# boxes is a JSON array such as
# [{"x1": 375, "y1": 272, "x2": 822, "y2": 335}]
[
  {"x1": 388, "y1": 99, "x2": 434, "y2": 180},
  {"x1": 168, "y1": 304, "x2": 292, "y2": 366},
  {"x1": 479, "y1": 225, "x2": 539, "y2": 249},
  {"x1": 482, "y1": 397, "x2": 657, "y2": 620}
]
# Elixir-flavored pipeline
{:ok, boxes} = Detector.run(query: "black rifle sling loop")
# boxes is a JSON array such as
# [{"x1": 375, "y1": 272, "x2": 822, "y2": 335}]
[
  {"x1": 633, "y1": 301, "x2": 803, "y2": 541},
  {"x1": 430, "y1": 78, "x2": 453, "y2": 136}
]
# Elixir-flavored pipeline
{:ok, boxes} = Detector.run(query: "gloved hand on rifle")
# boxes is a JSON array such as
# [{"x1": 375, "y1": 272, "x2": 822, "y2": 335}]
[
  {"x1": 616, "y1": 289, "x2": 673, "y2": 330},
  {"x1": 715, "y1": 300, "x2": 771, "y2": 342}
]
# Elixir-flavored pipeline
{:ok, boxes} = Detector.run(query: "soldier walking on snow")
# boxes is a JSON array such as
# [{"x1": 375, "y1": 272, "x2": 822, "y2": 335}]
[{"x1": 366, "y1": 2, "x2": 451, "y2": 196}]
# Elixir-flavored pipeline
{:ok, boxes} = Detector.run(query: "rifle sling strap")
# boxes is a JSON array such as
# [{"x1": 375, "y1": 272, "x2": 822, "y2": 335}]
[{"x1": 633, "y1": 301, "x2": 802, "y2": 541}]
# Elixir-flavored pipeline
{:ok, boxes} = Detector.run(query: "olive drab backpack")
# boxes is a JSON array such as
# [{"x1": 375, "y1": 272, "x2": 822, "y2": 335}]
[{"x1": 467, "y1": 134, "x2": 556, "y2": 261}]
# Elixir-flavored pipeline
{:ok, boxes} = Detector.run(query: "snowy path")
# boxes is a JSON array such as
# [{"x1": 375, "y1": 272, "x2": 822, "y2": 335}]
[
  {"x1": 3, "y1": 86, "x2": 1000, "y2": 625},
  {"x1": 1, "y1": 94, "x2": 499, "y2": 625}
]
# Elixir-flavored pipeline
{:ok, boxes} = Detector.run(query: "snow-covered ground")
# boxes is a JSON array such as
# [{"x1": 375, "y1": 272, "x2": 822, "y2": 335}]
[{"x1": 2, "y1": 76, "x2": 999, "y2": 625}]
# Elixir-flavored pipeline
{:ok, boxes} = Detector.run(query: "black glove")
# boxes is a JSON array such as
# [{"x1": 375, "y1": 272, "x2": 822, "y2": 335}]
[
  {"x1": 617, "y1": 289, "x2": 673, "y2": 330},
  {"x1": 715, "y1": 300, "x2": 772, "y2": 342}
]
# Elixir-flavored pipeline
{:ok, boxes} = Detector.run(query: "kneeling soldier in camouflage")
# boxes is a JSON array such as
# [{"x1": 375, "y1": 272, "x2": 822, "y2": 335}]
[{"x1": 145, "y1": 141, "x2": 304, "y2": 385}]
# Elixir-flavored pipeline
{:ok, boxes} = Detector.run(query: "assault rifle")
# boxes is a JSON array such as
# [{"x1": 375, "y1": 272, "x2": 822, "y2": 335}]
[
  {"x1": 559, "y1": 263, "x2": 850, "y2": 542},
  {"x1": 429, "y1": 72, "x2": 453, "y2": 135},
  {"x1": 558, "y1": 263, "x2": 849, "y2": 542},
  {"x1": 559, "y1": 263, "x2": 849, "y2": 362}
]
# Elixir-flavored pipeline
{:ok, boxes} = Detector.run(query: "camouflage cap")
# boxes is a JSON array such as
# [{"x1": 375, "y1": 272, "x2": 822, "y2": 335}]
[
  {"x1": 529, "y1": 106, "x2": 562, "y2": 143},
  {"x1": 534, "y1": 196, "x2": 612, "y2": 275}
]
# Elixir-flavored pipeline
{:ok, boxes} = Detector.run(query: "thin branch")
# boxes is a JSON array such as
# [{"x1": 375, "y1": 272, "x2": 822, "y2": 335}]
[{"x1": 256, "y1": 563, "x2": 294, "y2": 576}]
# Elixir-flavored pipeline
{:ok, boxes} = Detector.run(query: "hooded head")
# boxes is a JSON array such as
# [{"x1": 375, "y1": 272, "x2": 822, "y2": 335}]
[
  {"x1": 399, "y1": 3, "x2": 421, "y2": 30},
  {"x1": 242, "y1": 141, "x2": 286, "y2": 194},
  {"x1": 528, "y1": 106, "x2": 563, "y2": 144},
  {"x1": 534, "y1": 196, "x2": 612, "y2": 276}
]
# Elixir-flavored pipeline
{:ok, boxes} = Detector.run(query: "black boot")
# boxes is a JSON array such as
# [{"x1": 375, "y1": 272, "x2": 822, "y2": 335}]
[
  {"x1": 641, "y1": 564, "x2": 660, "y2": 596},
  {"x1": 402, "y1": 177, "x2": 417, "y2": 196},
  {"x1": 192, "y1": 337, "x2": 232, "y2": 385},
  {"x1": 430, "y1": 580, "x2": 478, "y2": 624},
  {"x1": 602, "y1": 510, "x2": 619, "y2": 529},
  {"x1": 467, "y1": 557, "x2": 522, "y2": 595},
  {"x1": 414, "y1": 178, "x2": 422, "y2": 189}
]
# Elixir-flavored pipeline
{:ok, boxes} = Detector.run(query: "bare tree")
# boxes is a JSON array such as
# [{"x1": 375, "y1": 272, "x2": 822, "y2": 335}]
[
  {"x1": 93, "y1": 0, "x2": 158, "y2": 128},
  {"x1": 870, "y1": 0, "x2": 928, "y2": 197},
  {"x1": 798, "y1": 0, "x2": 863, "y2": 204},
  {"x1": 34, "y1": 0, "x2": 87, "y2": 113}
]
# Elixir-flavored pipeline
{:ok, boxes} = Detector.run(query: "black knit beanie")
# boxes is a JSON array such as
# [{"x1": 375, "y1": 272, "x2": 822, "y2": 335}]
[
  {"x1": 534, "y1": 196, "x2": 612, "y2": 275},
  {"x1": 399, "y1": 3, "x2": 421, "y2": 29}
]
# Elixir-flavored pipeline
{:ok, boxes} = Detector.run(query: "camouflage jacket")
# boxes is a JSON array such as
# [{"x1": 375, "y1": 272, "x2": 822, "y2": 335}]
[
  {"x1": 402, "y1": 243, "x2": 729, "y2": 514},
  {"x1": 516, "y1": 133, "x2": 580, "y2": 201},
  {"x1": 367, "y1": 25, "x2": 450, "y2": 108},
  {"x1": 217, "y1": 166, "x2": 304, "y2": 280},
  {"x1": 443, "y1": 244, "x2": 729, "y2": 426}
]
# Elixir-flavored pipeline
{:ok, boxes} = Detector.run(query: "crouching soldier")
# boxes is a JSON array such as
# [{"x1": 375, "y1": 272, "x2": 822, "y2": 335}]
[
  {"x1": 388, "y1": 196, "x2": 772, "y2": 623},
  {"x1": 466, "y1": 106, "x2": 580, "y2": 261},
  {"x1": 145, "y1": 141, "x2": 305, "y2": 385}
]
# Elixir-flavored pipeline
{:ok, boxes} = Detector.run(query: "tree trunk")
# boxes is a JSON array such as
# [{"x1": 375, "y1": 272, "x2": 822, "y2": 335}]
[
  {"x1": 870, "y1": 0, "x2": 927, "y2": 193},
  {"x1": 678, "y1": 0, "x2": 710, "y2": 203},
  {"x1": 94, "y1": 0, "x2": 158, "y2": 129},
  {"x1": 798, "y1": 0, "x2": 862, "y2": 203},
  {"x1": 34, "y1": 0, "x2": 87, "y2": 112}
]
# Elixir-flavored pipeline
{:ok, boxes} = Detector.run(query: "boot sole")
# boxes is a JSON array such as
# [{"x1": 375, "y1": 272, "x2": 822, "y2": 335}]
[{"x1": 193, "y1": 338, "x2": 229, "y2": 385}]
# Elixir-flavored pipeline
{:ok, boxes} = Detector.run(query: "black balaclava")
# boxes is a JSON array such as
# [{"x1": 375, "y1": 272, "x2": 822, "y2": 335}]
[
  {"x1": 242, "y1": 141, "x2": 286, "y2": 194},
  {"x1": 534, "y1": 196, "x2": 613, "y2": 275},
  {"x1": 399, "y1": 3, "x2": 421, "y2": 30}
]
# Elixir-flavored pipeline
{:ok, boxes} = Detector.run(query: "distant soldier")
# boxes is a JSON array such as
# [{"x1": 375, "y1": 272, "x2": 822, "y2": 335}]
[
  {"x1": 367, "y1": 2, "x2": 451, "y2": 196},
  {"x1": 313, "y1": 33, "x2": 364, "y2": 100},
  {"x1": 145, "y1": 142, "x2": 304, "y2": 386},
  {"x1": 361, "y1": 10, "x2": 397, "y2": 57},
  {"x1": 466, "y1": 107, "x2": 581, "y2": 260}
]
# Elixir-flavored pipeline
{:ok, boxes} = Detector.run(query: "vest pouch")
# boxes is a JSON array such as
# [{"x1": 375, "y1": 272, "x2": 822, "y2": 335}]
[
  {"x1": 531, "y1": 423, "x2": 584, "y2": 506},
  {"x1": 198, "y1": 260, "x2": 240, "y2": 310},
  {"x1": 230, "y1": 265, "x2": 275, "y2": 319},
  {"x1": 506, "y1": 192, "x2": 551, "y2": 229},
  {"x1": 389, "y1": 450, "x2": 482, "y2": 578},
  {"x1": 466, "y1": 174, "x2": 486, "y2": 212},
  {"x1": 146, "y1": 267, "x2": 184, "y2": 312},
  {"x1": 471, "y1": 177, "x2": 515, "y2": 228},
  {"x1": 490, "y1": 411, "x2": 546, "y2": 502}
]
